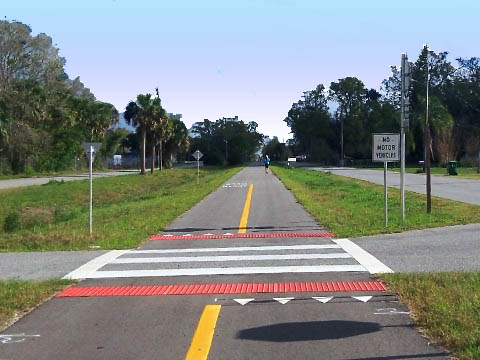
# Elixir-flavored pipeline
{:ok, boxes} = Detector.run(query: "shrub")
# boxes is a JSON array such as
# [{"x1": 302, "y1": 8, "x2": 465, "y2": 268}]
[{"x1": 4, "y1": 212, "x2": 21, "y2": 233}]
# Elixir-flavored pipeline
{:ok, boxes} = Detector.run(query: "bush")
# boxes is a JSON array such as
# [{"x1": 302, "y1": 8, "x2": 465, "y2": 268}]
[{"x1": 4, "y1": 212, "x2": 21, "y2": 233}]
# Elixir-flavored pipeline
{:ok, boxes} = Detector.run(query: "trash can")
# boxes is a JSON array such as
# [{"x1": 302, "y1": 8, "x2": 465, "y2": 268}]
[
  {"x1": 447, "y1": 161, "x2": 458, "y2": 175},
  {"x1": 418, "y1": 161, "x2": 425, "y2": 172}
]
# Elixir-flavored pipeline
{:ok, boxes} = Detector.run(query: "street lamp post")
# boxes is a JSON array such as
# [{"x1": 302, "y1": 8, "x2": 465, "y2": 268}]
[
  {"x1": 155, "y1": 87, "x2": 163, "y2": 171},
  {"x1": 425, "y1": 46, "x2": 432, "y2": 213}
]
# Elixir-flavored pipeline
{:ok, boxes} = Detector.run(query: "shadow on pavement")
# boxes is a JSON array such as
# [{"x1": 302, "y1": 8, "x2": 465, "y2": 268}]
[{"x1": 236, "y1": 320, "x2": 380, "y2": 342}]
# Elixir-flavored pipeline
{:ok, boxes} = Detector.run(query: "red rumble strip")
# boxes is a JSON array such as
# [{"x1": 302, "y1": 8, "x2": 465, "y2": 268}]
[
  {"x1": 57, "y1": 281, "x2": 387, "y2": 298},
  {"x1": 149, "y1": 232, "x2": 334, "y2": 241}
]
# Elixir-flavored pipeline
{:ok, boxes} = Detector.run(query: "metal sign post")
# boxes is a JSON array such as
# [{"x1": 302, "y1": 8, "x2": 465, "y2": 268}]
[
  {"x1": 192, "y1": 150, "x2": 203, "y2": 184},
  {"x1": 384, "y1": 161, "x2": 388, "y2": 226},
  {"x1": 83, "y1": 142, "x2": 101, "y2": 235},
  {"x1": 372, "y1": 134, "x2": 400, "y2": 226}
]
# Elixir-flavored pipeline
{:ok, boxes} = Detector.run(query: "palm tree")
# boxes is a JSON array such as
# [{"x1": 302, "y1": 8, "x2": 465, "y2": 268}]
[
  {"x1": 148, "y1": 97, "x2": 168, "y2": 173},
  {"x1": 125, "y1": 93, "x2": 156, "y2": 175},
  {"x1": 163, "y1": 118, "x2": 190, "y2": 166}
]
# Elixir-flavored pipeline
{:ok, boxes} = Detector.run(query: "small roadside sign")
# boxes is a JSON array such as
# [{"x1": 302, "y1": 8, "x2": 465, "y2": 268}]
[
  {"x1": 192, "y1": 150, "x2": 203, "y2": 184},
  {"x1": 372, "y1": 133, "x2": 400, "y2": 227},
  {"x1": 193, "y1": 150, "x2": 203, "y2": 161},
  {"x1": 83, "y1": 142, "x2": 102, "y2": 161},
  {"x1": 372, "y1": 134, "x2": 400, "y2": 162},
  {"x1": 82, "y1": 142, "x2": 101, "y2": 235}
]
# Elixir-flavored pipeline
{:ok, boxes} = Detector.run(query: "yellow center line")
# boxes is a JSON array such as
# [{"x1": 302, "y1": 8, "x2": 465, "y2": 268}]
[
  {"x1": 185, "y1": 305, "x2": 222, "y2": 360},
  {"x1": 238, "y1": 184, "x2": 253, "y2": 233}
]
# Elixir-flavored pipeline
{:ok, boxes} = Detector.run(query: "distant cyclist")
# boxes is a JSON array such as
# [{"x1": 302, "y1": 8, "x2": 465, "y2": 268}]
[{"x1": 264, "y1": 155, "x2": 270, "y2": 174}]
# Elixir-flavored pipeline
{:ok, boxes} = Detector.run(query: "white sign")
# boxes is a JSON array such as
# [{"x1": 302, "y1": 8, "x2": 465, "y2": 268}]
[
  {"x1": 193, "y1": 150, "x2": 203, "y2": 161},
  {"x1": 113, "y1": 155, "x2": 122, "y2": 165},
  {"x1": 372, "y1": 134, "x2": 400, "y2": 162},
  {"x1": 83, "y1": 142, "x2": 102, "y2": 160}
]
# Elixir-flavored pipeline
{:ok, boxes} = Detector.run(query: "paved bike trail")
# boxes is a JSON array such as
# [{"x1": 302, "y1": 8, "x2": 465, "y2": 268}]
[{"x1": 0, "y1": 166, "x2": 449, "y2": 359}]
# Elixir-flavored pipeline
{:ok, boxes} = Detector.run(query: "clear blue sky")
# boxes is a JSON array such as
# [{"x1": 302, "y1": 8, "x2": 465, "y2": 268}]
[{"x1": 3, "y1": 0, "x2": 479, "y2": 141}]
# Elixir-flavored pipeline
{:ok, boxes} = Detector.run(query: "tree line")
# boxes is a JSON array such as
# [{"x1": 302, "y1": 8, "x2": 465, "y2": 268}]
[
  {"x1": 189, "y1": 118, "x2": 264, "y2": 165},
  {"x1": 0, "y1": 20, "x2": 264, "y2": 175},
  {"x1": 284, "y1": 46, "x2": 480, "y2": 166},
  {"x1": 0, "y1": 20, "x2": 119, "y2": 173},
  {"x1": 0, "y1": 20, "x2": 192, "y2": 175}
]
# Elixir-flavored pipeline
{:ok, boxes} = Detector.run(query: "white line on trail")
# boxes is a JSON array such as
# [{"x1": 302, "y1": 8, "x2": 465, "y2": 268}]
[
  {"x1": 62, "y1": 250, "x2": 129, "y2": 280},
  {"x1": 79, "y1": 265, "x2": 367, "y2": 278},
  {"x1": 332, "y1": 239, "x2": 393, "y2": 274},
  {"x1": 111, "y1": 253, "x2": 352, "y2": 264},
  {"x1": 129, "y1": 244, "x2": 341, "y2": 254}
]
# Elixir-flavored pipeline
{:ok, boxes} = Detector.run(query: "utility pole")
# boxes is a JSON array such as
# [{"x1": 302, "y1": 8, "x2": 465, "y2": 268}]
[
  {"x1": 225, "y1": 139, "x2": 228, "y2": 164},
  {"x1": 400, "y1": 54, "x2": 412, "y2": 221},
  {"x1": 155, "y1": 87, "x2": 163, "y2": 171},
  {"x1": 340, "y1": 109, "x2": 344, "y2": 167},
  {"x1": 425, "y1": 46, "x2": 432, "y2": 213}
]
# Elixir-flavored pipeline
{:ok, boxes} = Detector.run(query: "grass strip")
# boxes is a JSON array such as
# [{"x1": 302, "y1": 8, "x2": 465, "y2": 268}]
[
  {"x1": 0, "y1": 279, "x2": 74, "y2": 330},
  {"x1": 381, "y1": 273, "x2": 480, "y2": 360},
  {"x1": 0, "y1": 166, "x2": 242, "y2": 251},
  {"x1": 271, "y1": 165, "x2": 480, "y2": 237}
]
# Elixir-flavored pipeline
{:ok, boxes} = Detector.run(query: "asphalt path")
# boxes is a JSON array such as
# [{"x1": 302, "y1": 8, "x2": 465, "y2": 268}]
[
  {"x1": 352, "y1": 223, "x2": 480, "y2": 273},
  {"x1": 0, "y1": 251, "x2": 107, "y2": 280},
  {"x1": 0, "y1": 171, "x2": 137, "y2": 190},
  {"x1": 310, "y1": 167, "x2": 480, "y2": 205},
  {"x1": 0, "y1": 166, "x2": 449, "y2": 359},
  {"x1": 0, "y1": 163, "x2": 202, "y2": 190}
]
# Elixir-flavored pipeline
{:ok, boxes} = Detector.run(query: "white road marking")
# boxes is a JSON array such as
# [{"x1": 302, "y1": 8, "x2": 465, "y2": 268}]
[
  {"x1": 332, "y1": 239, "x2": 393, "y2": 274},
  {"x1": 233, "y1": 298, "x2": 255, "y2": 306},
  {"x1": 223, "y1": 183, "x2": 248, "y2": 188},
  {"x1": 78, "y1": 265, "x2": 366, "y2": 278},
  {"x1": 0, "y1": 334, "x2": 40, "y2": 344},
  {"x1": 223, "y1": 233, "x2": 234, "y2": 235},
  {"x1": 62, "y1": 250, "x2": 129, "y2": 280},
  {"x1": 312, "y1": 296, "x2": 334, "y2": 303},
  {"x1": 352, "y1": 296, "x2": 373, "y2": 303},
  {"x1": 111, "y1": 253, "x2": 352, "y2": 264},
  {"x1": 374, "y1": 308, "x2": 410, "y2": 315},
  {"x1": 129, "y1": 244, "x2": 341, "y2": 254},
  {"x1": 273, "y1": 297, "x2": 294, "y2": 305}
]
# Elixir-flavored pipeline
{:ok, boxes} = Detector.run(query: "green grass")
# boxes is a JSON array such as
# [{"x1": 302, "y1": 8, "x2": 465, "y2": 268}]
[
  {"x1": 271, "y1": 165, "x2": 480, "y2": 237},
  {"x1": 0, "y1": 166, "x2": 242, "y2": 251},
  {"x1": 0, "y1": 279, "x2": 74, "y2": 330},
  {"x1": 381, "y1": 273, "x2": 480, "y2": 360}
]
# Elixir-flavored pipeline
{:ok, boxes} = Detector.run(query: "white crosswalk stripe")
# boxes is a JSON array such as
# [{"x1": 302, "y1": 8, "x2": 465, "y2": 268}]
[{"x1": 64, "y1": 240, "x2": 391, "y2": 279}]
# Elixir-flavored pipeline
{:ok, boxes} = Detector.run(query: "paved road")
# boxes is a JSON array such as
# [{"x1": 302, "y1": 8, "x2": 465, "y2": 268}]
[
  {"x1": 0, "y1": 251, "x2": 107, "y2": 280},
  {"x1": 0, "y1": 163, "x2": 203, "y2": 190},
  {"x1": 310, "y1": 167, "x2": 480, "y2": 205},
  {"x1": 0, "y1": 167, "x2": 449, "y2": 359},
  {"x1": 0, "y1": 171, "x2": 137, "y2": 190},
  {"x1": 353, "y1": 223, "x2": 480, "y2": 273},
  {"x1": 2, "y1": 223, "x2": 478, "y2": 280}
]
